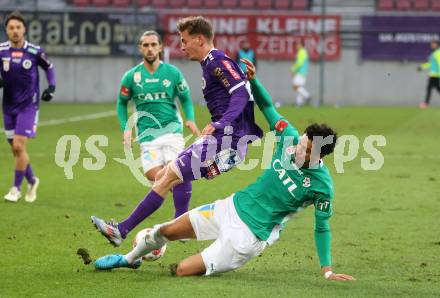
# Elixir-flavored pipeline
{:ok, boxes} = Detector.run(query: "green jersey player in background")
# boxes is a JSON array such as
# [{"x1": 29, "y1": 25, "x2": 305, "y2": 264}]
[
  {"x1": 94, "y1": 59, "x2": 355, "y2": 281},
  {"x1": 94, "y1": 31, "x2": 199, "y2": 242}
]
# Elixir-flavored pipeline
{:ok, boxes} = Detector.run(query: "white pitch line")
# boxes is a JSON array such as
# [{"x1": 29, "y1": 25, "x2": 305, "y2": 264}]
[{"x1": 0, "y1": 110, "x2": 116, "y2": 132}]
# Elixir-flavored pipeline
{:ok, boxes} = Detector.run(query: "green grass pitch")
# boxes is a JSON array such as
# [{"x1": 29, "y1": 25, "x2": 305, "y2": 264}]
[{"x1": 0, "y1": 104, "x2": 439, "y2": 297}]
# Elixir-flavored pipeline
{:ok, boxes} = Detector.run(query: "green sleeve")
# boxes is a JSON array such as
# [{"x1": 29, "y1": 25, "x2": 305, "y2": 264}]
[
  {"x1": 249, "y1": 77, "x2": 283, "y2": 129},
  {"x1": 420, "y1": 62, "x2": 430, "y2": 70},
  {"x1": 314, "y1": 196, "x2": 333, "y2": 267},
  {"x1": 175, "y1": 71, "x2": 195, "y2": 122},
  {"x1": 117, "y1": 72, "x2": 131, "y2": 131},
  {"x1": 314, "y1": 217, "x2": 332, "y2": 267}
]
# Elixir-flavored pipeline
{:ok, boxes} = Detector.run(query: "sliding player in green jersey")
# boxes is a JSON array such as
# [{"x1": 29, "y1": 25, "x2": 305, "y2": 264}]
[
  {"x1": 91, "y1": 31, "x2": 199, "y2": 245},
  {"x1": 94, "y1": 59, "x2": 354, "y2": 281}
]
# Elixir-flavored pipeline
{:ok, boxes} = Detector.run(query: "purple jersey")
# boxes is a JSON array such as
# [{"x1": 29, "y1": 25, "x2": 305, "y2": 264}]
[
  {"x1": 0, "y1": 40, "x2": 55, "y2": 114},
  {"x1": 201, "y1": 49, "x2": 262, "y2": 141}
]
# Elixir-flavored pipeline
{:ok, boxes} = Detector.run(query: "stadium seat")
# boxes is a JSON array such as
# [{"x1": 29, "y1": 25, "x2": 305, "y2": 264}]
[
  {"x1": 223, "y1": 0, "x2": 238, "y2": 8},
  {"x1": 377, "y1": 0, "x2": 394, "y2": 10},
  {"x1": 239, "y1": 0, "x2": 255, "y2": 9},
  {"x1": 395, "y1": 0, "x2": 411, "y2": 10},
  {"x1": 151, "y1": 0, "x2": 168, "y2": 8},
  {"x1": 168, "y1": 0, "x2": 185, "y2": 8},
  {"x1": 431, "y1": 0, "x2": 440, "y2": 10},
  {"x1": 292, "y1": 0, "x2": 308, "y2": 10},
  {"x1": 136, "y1": 0, "x2": 151, "y2": 6},
  {"x1": 256, "y1": 0, "x2": 272, "y2": 9},
  {"x1": 72, "y1": 0, "x2": 91, "y2": 6},
  {"x1": 92, "y1": 0, "x2": 110, "y2": 5},
  {"x1": 113, "y1": 0, "x2": 132, "y2": 6},
  {"x1": 205, "y1": 0, "x2": 221, "y2": 8},
  {"x1": 413, "y1": 0, "x2": 429, "y2": 10},
  {"x1": 187, "y1": 0, "x2": 202, "y2": 8},
  {"x1": 274, "y1": 0, "x2": 290, "y2": 9}
]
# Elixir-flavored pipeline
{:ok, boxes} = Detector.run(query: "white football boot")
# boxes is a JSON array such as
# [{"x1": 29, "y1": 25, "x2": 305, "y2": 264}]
[
  {"x1": 25, "y1": 177, "x2": 40, "y2": 203},
  {"x1": 4, "y1": 187, "x2": 22, "y2": 203}
]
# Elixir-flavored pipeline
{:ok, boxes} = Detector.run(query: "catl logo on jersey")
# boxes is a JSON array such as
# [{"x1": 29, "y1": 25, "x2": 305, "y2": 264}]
[
  {"x1": 2, "y1": 57, "x2": 10, "y2": 71},
  {"x1": 134, "y1": 72, "x2": 141, "y2": 84},
  {"x1": 22, "y1": 59, "x2": 32, "y2": 69},
  {"x1": 162, "y1": 79, "x2": 171, "y2": 88}
]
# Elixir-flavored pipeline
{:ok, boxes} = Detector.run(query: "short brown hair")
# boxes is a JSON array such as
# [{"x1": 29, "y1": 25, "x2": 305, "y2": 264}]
[
  {"x1": 177, "y1": 16, "x2": 214, "y2": 40},
  {"x1": 5, "y1": 11, "x2": 26, "y2": 28}
]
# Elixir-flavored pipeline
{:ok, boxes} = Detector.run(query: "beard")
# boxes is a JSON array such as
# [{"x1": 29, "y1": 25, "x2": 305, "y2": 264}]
[{"x1": 144, "y1": 55, "x2": 159, "y2": 64}]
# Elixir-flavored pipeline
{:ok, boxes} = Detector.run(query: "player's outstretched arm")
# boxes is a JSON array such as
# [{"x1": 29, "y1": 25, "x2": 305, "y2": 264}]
[
  {"x1": 176, "y1": 83, "x2": 200, "y2": 136},
  {"x1": 315, "y1": 216, "x2": 355, "y2": 281},
  {"x1": 241, "y1": 58, "x2": 283, "y2": 130}
]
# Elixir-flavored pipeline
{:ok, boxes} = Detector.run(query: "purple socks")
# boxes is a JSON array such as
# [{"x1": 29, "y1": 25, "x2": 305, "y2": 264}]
[
  {"x1": 118, "y1": 191, "x2": 164, "y2": 238},
  {"x1": 14, "y1": 170, "x2": 25, "y2": 190},
  {"x1": 25, "y1": 164, "x2": 36, "y2": 185},
  {"x1": 172, "y1": 181, "x2": 192, "y2": 218}
]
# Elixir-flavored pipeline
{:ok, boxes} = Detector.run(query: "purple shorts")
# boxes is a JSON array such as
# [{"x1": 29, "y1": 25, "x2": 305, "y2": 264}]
[
  {"x1": 3, "y1": 106, "x2": 39, "y2": 139},
  {"x1": 173, "y1": 135, "x2": 251, "y2": 182}
]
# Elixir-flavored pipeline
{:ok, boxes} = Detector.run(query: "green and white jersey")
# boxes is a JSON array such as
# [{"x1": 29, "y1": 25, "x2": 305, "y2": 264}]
[
  {"x1": 233, "y1": 121, "x2": 334, "y2": 244},
  {"x1": 117, "y1": 62, "x2": 195, "y2": 143}
]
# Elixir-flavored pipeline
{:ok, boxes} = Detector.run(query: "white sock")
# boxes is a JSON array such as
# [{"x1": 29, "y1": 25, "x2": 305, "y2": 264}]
[
  {"x1": 296, "y1": 93, "x2": 304, "y2": 106},
  {"x1": 298, "y1": 86, "x2": 310, "y2": 99},
  {"x1": 125, "y1": 225, "x2": 168, "y2": 264}
]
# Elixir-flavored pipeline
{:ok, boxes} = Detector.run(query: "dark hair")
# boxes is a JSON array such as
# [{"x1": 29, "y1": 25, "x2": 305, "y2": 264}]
[
  {"x1": 139, "y1": 30, "x2": 162, "y2": 45},
  {"x1": 5, "y1": 11, "x2": 26, "y2": 28},
  {"x1": 305, "y1": 123, "x2": 338, "y2": 157},
  {"x1": 177, "y1": 16, "x2": 214, "y2": 40}
]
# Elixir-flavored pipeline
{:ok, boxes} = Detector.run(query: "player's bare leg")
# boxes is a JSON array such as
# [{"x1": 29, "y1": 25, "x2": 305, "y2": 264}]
[{"x1": 172, "y1": 254, "x2": 206, "y2": 276}]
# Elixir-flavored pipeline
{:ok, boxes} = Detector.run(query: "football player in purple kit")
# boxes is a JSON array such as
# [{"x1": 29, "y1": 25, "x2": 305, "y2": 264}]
[
  {"x1": 91, "y1": 16, "x2": 263, "y2": 246},
  {"x1": 0, "y1": 11, "x2": 56, "y2": 203}
]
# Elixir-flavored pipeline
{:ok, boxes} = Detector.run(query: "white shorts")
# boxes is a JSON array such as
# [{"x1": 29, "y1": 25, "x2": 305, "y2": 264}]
[
  {"x1": 140, "y1": 133, "x2": 185, "y2": 173},
  {"x1": 188, "y1": 195, "x2": 267, "y2": 276},
  {"x1": 292, "y1": 74, "x2": 306, "y2": 86}
]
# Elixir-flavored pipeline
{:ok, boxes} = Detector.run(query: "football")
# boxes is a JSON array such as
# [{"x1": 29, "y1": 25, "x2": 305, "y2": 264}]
[{"x1": 132, "y1": 228, "x2": 167, "y2": 261}]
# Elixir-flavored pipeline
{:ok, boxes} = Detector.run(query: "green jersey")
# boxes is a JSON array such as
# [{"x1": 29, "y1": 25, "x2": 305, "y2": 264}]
[
  {"x1": 421, "y1": 48, "x2": 440, "y2": 78},
  {"x1": 233, "y1": 77, "x2": 334, "y2": 267},
  {"x1": 117, "y1": 62, "x2": 195, "y2": 143}
]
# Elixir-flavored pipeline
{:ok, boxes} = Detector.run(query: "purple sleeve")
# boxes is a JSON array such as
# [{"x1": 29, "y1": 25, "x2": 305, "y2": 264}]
[
  {"x1": 209, "y1": 59, "x2": 250, "y2": 130},
  {"x1": 37, "y1": 49, "x2": 56, "y2": 87}
]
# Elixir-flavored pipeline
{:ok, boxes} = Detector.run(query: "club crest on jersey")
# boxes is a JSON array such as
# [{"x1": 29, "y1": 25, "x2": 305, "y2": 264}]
[
  {"x1": 286, "y1": 146, "x2": 296, "y2": 155},
  {"x1": 22, "y1": 59, "x2": 32, "y2": 70},
  {"x1": 221, "y1": 60, "x2": 240, "y2": 80},
  {"x1": 2, "y1": 58, "x2": 10, "y2": 71},
  {"x1": 162, "y1": 79, "x2": 171, "y2": 88},
  {"x1": 302, "y1": 177, "x2": 311, "y2": 188},
  {"x1": 134, "y1": 72, "x2": 141, "y2": 84}
]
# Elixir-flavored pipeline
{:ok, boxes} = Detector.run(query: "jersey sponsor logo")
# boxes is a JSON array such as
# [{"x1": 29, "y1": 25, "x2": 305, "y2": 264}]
[
  {"x1": 27, "y1": 47, "x2": 38, "y2": 55},
  {"x1": 275, "y1": 119, "x2": 288, "y2": 132},
  {"x1": 134, "y1": 92, "x2": 168, "y2": 101},
  {"x1": 11, "y1": 51, "x2": 23, "y2": 58},
  {"x1": 2, "y1": 58, "x2": 10, "y2": 71},
  {"x1": 315, "y1": 199, "x2": 331, "y2": 214},
  {"x1": 12, "y1": 58, "x2": 22, "y2": 63},
  {"x1": 302, "y1": 177, "x2": 311, "y2": 188},
  {"x1": 162, "y1": 79, "x2": 171, "y2": 88},
  {"x1": 221, "y1": 60, "x2": 241, "y2": 80},
  {"x1": 134, "y1": 72, "x2": 142, "y2": 84},
  {"x1": 145, "y1": 78, "x2": 159, "y2": 83},
  {"x1": 272, "y1": 159, "x2": 298, "y2": 197},
  {"x1": 213, "y1": 67, "x2": 230, "y2": 88},
  {"x1": 22, "y1": 59, "x2": 32, "y2": 70},
  {"x1": 120, "y1": 86, "x2": 130, "y2": 96}
]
